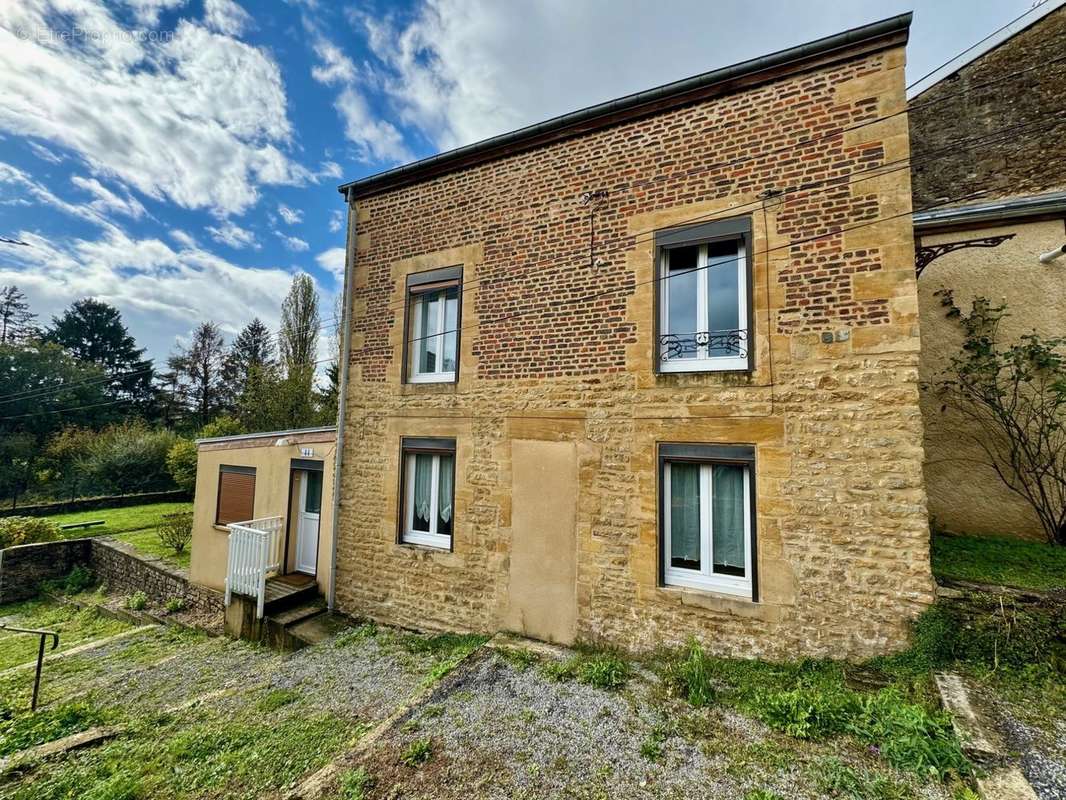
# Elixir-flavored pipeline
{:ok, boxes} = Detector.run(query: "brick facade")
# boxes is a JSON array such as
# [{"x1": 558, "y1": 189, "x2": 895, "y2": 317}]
[{"x1": 335, "y1": 22, "x2": 932, "y2": 659}]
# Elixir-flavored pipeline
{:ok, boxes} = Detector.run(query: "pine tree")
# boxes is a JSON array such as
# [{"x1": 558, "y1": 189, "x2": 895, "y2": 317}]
[
  {"x1": 225, "y1": 317, "x2": 277, "y2": 388},
  {"x1": 167, "y1": 322, "x2": 228, "y2": 426},
  {"x1": 46, "y1": 298, "x2": 154, "y2": 408},
  {"x1": 0, "y1": 285, "x2": 37, "y2": 344}
]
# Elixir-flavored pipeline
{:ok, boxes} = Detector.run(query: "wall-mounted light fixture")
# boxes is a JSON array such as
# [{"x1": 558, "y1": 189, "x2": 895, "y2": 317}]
[{"x1": 1039, "y1": 243, "x2": 1066, "y2": 264}]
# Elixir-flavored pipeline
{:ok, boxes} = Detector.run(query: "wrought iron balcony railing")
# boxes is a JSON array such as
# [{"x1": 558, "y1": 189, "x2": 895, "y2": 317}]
[{"x1": 659, "y1": 328, "x2": 748, "y2": 361}]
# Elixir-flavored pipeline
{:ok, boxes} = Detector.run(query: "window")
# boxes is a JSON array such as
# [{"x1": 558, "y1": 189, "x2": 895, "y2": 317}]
[
  {"x1": 656, "y1": 217, "x2": 751, "y2": 373},
  {"x1": 659, "y1": 444, "x2": 755, "y2": 598},
  {"x1": 405, "y1": 267, "x2": 461, "y2": 383},
  {"x1": 400, "y1": 438, "x2": 456, "y2": 549},
  {"x1": 216, "y1": 465, "x2": 256, "y2": 525}
]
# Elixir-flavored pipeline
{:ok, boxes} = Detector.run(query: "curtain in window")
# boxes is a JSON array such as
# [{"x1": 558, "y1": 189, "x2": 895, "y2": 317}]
[
  {"x1": 712, "y1": 464, "x2": 745, "y2": 571},
  {"x1": 670, "y1": 462, "x2": 701, "y2": 564},
  {"x1": 437, "y1": 454, "x2": 453, "y2": 524},
  {"x1": 413, "y1": 453, "x2": 433, "y2": 525}
]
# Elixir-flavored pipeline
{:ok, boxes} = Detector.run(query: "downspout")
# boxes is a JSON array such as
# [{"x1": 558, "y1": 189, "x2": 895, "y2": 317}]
[{"x1": 328, "y1": 189, "x2": 356, "y2": 611}]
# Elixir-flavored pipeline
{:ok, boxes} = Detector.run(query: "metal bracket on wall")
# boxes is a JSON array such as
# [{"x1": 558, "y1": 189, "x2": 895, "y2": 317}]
[{"x1": 915, "y1": 234, "x2": 1016, "y2": 277}]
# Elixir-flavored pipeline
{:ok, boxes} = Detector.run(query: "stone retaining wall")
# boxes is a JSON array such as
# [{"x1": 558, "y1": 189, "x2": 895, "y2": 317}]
[{"x1": 0, "y1": 537, "x2": 222, "y2": 614}]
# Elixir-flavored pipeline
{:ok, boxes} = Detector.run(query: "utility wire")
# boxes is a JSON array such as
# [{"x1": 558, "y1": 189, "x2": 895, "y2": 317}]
[
  {"x1": 358, "y1": 113, "x2": 1065, "y2": 354},
  {"x1": 906, "y1": 0, "x2": 1054, "y2": 93}
]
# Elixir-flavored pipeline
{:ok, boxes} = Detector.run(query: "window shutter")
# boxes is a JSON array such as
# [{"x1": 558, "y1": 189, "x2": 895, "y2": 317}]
[{"x1": 217, "y1": 468, "x2": 255, "y2": 525}]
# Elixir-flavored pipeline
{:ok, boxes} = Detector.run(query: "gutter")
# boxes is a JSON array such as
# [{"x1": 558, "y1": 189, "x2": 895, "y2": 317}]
[
  {"x1": 327, "y1": 189, "x2": 356, "y2": 612},
  {"x1": 913, "y1": 190, "x2": 1066, "y2": 230},
  {"x1": 337, "y1": 13, "x2": 911, "y2": 200},
  {"x1": 195, "y1": 426, "x2": 336, "y2": 447}
]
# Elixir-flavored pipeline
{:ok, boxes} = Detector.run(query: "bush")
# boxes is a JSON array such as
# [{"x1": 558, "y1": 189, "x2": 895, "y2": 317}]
[
  {"x1": 63, "y1": 564, "x2": 95, "y2": 595},
  {"x1": 164, "y1": 597, "x2": 186, "y2": 614},
  {"x1": 125, "y1": 591, "x2": 148, "y2": 611},
  {"x1": 165, "y1": 439, "x2": 197, "y2": 496},
  {"x1": 0, "y1": 516, "x2": 59, "y2": 549},
  {"x1": 158, "y1": 511, "x2": 193, "y2": 555},
  {"x1": 82, "y1": 422, "x2": 178, "y2": 496},
  {"x1": 663, "y1": 638, "x2": 716, "y2": 708}
]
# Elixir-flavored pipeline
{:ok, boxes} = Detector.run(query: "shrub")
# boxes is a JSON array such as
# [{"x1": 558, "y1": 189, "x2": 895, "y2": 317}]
[
  {"x1": 62, "y1": 564, "x2": 95, "y2": 595},
  {"x1": 0, "y1": 516, "x2": 59, "y2": 549},
  {"x1": 158, "y1": 511, "x2": 193, "y2": 555},
  {"x1": 83, "y1": 422, "x2": 178, "y2": 496},
  {"x1": 164, "y1": 597, "x2": 186, "y2": 614},
  {"x1": 125, "y1": 591, "x2": 148, "y2": 611},
  {"x1": 663, "y1": 638, "x2": 716, "y2": 708},
  {"x1": 400, "y1": 737, "x2": 432, "y2": 767},
  {"x1": 165, "y1": 439, "x2": 197, "y2": 496},
  {"x1": 340, "y1": 767, "x2": 375, "y2": 800}
]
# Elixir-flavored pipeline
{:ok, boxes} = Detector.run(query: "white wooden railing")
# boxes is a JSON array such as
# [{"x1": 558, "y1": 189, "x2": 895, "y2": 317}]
[{"x1": 224, "y1": 516, "x2": 284, "y2": 619}]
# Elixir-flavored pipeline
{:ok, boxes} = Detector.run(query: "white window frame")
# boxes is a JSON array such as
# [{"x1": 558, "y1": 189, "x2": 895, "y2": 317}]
[
  {"x1": 402, "y1": 451, "x2": 452, "y2": 549},
  {"x1": 658, "y1": 239, "x2": 748, "y2": 373},
  {"x1": 408, "y1": 287, "x2": 457, "y2": 384},
  {"x1": 662, "y1": 460, "x2": 752, "y2": 598}
]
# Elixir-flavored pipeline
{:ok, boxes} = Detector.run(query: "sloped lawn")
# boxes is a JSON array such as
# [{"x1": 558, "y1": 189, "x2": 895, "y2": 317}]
[
  {"x1": 932, "y1": 533, "x2": 1066, "y2": 592},
  {"x1": 0, "y1": 599, "x2": 132, "y2": 672},
  {"x1": 39, "y1": 501, "x2": 193, "y2": 569}
]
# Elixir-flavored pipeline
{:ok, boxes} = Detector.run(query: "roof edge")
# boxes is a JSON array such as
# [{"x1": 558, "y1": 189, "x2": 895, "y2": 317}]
[
  {"x1": 195, "y1": 425, "x2": 337, "y2": 447},
  {"x1": 913, "y1": 190, "x2": 1066, "y2": 229},
  {"x1": 338, "y1": 13, "x2": 912, "y2": 200}
]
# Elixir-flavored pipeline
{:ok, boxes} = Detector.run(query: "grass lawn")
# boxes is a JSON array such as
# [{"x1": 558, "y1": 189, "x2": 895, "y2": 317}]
[
  {"x1": 0, "y1": 598, "x2": 132, "y2": 672},
  {"x1": 39, "y1": 501, "x2": 193, "y2": 570},
  {"x1": 932, "y1": 533, "x2": 1066, "y2": 591}
]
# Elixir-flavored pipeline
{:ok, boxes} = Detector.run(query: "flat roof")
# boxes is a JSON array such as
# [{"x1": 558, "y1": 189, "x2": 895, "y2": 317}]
[
  {"x1": 195, "y1": 426, "x2": 337, "y2": 448},
  {"x1": 338, "y1": 13, "x2": 911, "y2": 201}
]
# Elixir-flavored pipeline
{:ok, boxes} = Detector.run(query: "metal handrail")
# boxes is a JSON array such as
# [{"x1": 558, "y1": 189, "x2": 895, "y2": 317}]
[{"x1": 0, "y1": 623, "x2": 59, "y2": 711}]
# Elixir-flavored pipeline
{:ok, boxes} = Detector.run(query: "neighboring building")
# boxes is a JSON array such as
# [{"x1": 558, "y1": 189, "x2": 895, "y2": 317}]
[
  {"x1": 332, "y1": 14, "x2": 932, "y2": 659},
  {"x1": 910, "y1": 0, "x2": 1066, "y2": 541},
  {"x1": 189, "y1": 427, "x2": 336, "y2": 620}
]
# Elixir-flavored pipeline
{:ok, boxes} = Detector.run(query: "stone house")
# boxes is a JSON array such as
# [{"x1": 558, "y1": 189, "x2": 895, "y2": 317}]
[
  {"x1": 326, "y1": 13, "x2": 932, "y2": 661},
  {"x1": 909, "y1": 0, "x2": 1066, "y2": 541}
]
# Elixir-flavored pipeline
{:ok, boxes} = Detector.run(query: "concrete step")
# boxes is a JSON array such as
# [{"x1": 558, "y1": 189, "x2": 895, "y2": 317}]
[
  {"x1": 269, "y1": 598, "x2": 327, "y2": 628},
  {"x1": 287, "y1": 612, "x2": 352, "y2": 646}
]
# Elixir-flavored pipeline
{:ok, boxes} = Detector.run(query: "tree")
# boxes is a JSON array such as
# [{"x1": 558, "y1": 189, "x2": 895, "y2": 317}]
[
  {"x1": 167, "y1": 322, "x2": 228, "y2": 426},
  {"x1": 279, "y1": 274, "x2": 319, "y2": 373},
  {"x1": 0, "y1": 341, "x2": 111, "y2": 442},
  {"x1": 45, "y1": 298, "x2": 154, "y2": 409},
  {"x1": 0, "y1": 285, "x2": 37, "y2": 344},
  {"x1": 226, "y1": 317, "x2": 276, "y2": 380},
  {"x1": 81, "y1": 421, "x2": 177, "y2": 496},
  {"x1": 932, "y1": 292, "x2": 1066, "y2": 545}
]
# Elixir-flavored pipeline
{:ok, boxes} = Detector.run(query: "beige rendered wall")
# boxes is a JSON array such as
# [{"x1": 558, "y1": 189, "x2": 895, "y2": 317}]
[
  {"x1": 918, "y1": 218, "x2": 1066, "y2": 540},
  {"x1": 189, "y1": 432, "x2": 336, "y2": 596}
]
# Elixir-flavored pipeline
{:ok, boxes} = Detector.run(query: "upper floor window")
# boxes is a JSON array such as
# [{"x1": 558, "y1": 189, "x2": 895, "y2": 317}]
[
  {"x1": 656, "y1": 217, "x2": 751, "y2": 373},
  {"x1": 405, "y1": 266, "x2": 461, "y2": 384}
]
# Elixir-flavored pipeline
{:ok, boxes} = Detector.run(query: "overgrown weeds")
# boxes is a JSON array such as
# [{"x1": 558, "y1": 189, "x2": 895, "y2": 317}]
[
  {"x1": 540, "y1": 648, "x2": 631, "y2": 691},
  {"x1": 0, "y1": 701, "x2": 110, "y2": 757}
]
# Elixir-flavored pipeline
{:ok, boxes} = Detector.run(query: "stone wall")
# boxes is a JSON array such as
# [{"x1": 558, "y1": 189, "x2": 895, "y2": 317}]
[
  {"x1": 909, "y1": 5, "x2": 1066, "y2": 208},
  {"x1": 0, "y1": 539, "x2": 92, "y2": 604},
  {"x1": 0, "y1": 537, "x2": 222, "y2": 614},
  {"x1": 336, "y1": 33, "x2": 933, "y2": 659}
]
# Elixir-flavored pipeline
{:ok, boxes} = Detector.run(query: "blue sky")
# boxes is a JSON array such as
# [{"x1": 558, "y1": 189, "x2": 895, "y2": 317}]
[{"x1": 0, "y1": 0, "x2": 1041, "y2": 364}]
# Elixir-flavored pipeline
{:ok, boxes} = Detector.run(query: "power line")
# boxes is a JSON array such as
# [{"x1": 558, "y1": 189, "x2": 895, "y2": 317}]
[
  {"x1": 906, "y1": 0, "x2": 1054, "y2": 93},
  {"x1": 359, "y1": 113, "x2": 1065, "y2": 354}
]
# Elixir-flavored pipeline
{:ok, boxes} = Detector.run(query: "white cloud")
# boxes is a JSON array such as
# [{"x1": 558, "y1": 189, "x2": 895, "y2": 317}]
[
  {"x1": 122, "y1": 0, "x2": 186, "y2": 25},
  {"x1": 0, "y1": 226, "x2": 294, "y2": 360},
  {"x1": 27, "y1": 141, "x2": 63, "y2": 164},
  {"x1": 207, "y1": 220, "x2": 258, "y2": 249},
  {"x1": 203, "y1": 0, "x2": 251, "y2": 36},
  {"x1": 276, "y1": 231, "x2": 310, "y2": 252},
  {"x1": 316, "y1": 246, "x2": 345, "y2": 282},
  {"x1": 329, "y1": 209, "x2": 344, "y2": 233},
  {"x1": 71, "y1": 175, "x2": 147, "y2": 219},
  {"x1": 317, "y1": 160, "x2": 343, "y2": 179},
  {"x1": 277, "y1": 204, "x2": 303, "y2": 225},
  {"x1": 170, "y1": 229, "x2": 197, "y2": 248},
  {"x1": 310, "y1": 37, "x2": 357, "y2": 86},
  {"x1": 0, "y1": 160, "x2": 115, "y2": 229},
  {"x1": 0, "y1": 3, "x2": 308, "y2": 217},
  {"x1": 335, "y1": 87, "x2": 412, "y2": 164}
]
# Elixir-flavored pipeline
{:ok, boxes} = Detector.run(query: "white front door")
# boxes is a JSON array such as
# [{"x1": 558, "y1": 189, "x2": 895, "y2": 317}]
[{"x1": 295, "y1": 470, "x2": 322, "y2": 575}]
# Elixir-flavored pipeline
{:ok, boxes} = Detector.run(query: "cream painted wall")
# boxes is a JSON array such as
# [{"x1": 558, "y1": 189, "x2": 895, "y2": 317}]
[
  {"x1": 918, "y1": 217, "x2": 1066, "y2": 540},
  {"x1": 189, "y1": 432, "x2": 336, "y2": 596}
]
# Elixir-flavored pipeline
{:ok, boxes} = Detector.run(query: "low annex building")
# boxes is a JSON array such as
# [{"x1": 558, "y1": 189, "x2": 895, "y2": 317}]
[
  {"x1": 331, "y1": 13, "x2": 933, "y2": 660},
  {"x1": 189, "y1": 427, "x2": 337, "y2": 606}
]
